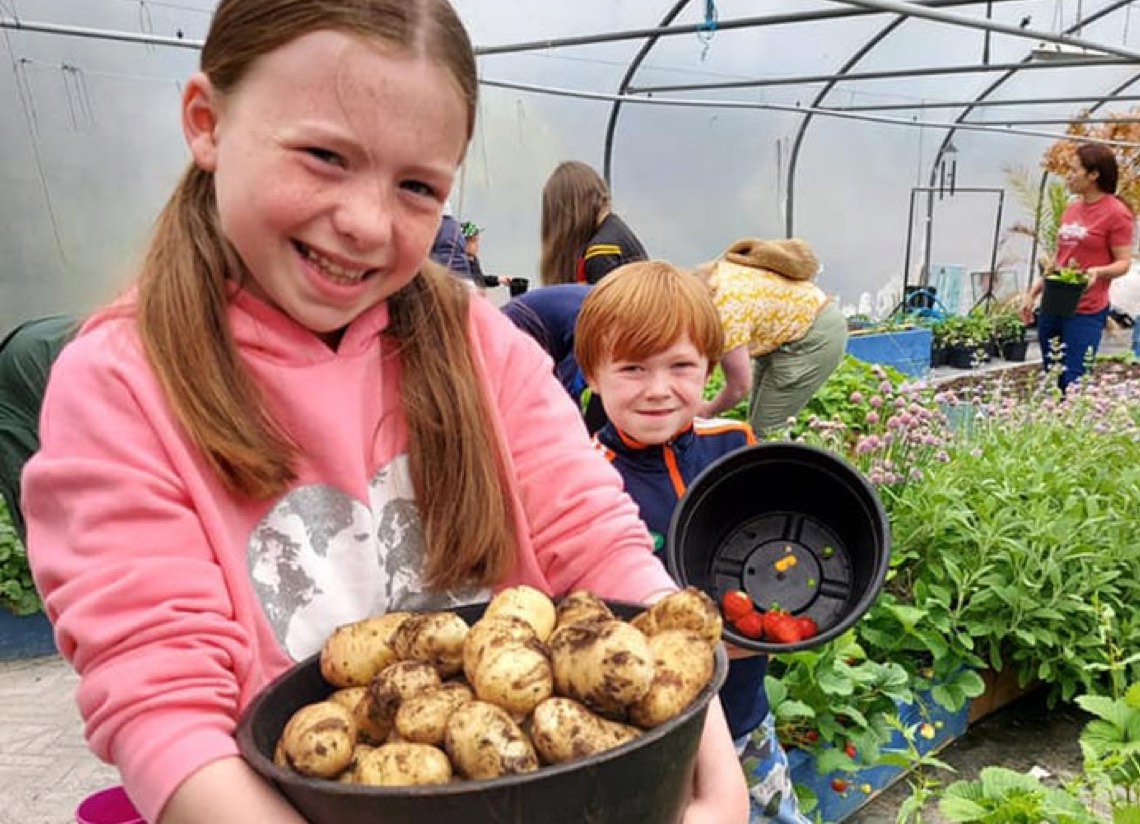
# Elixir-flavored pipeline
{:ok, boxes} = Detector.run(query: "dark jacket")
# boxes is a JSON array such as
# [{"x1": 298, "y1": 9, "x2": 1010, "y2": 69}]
[
  {"x1": 576, "y1": 213, "x2": 648, "y2": 285},
  {"x1": 0, "y1": 315, "x2": 79, "y2": 539},
  {"x1": 595, "y1": 419, "x2": 768, "y2": 738},
  {"x1": 429, "y1": 215, "x2": 475, "y2": 280}
]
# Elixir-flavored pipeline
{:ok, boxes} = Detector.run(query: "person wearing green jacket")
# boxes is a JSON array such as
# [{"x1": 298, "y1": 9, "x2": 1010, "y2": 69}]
[{"x1": 0, "y1": 315, "x2": 78, "y2": 540}]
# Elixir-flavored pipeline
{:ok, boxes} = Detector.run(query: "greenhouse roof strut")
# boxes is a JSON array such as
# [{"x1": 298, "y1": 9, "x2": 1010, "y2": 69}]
[
  {"x1": 628, "y1": 57, "x2": 1129, "y2": 94},
  {"x1": 834, "y1": 0, "x2": 1140, "y2": 62}
]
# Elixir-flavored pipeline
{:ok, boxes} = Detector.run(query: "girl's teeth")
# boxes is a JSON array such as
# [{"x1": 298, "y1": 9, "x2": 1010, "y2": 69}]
[{"x1": 303, "y1": 246, "x2": 364, "y2": 282}]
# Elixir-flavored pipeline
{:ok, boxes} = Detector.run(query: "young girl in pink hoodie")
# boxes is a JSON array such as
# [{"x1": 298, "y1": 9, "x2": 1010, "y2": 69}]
[{"x1": 21, "y1": 2, "x2": 748, "y2": 823}]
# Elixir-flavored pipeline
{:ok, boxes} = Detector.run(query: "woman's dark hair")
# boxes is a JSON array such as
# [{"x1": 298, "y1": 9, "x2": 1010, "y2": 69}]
[{"x1": 1077, "y1": 144, "x2": 1119, "y2": 194}]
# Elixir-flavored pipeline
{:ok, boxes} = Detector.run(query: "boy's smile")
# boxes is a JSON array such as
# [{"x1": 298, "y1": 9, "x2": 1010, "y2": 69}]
[{"x1": 591, "y1": 337, "x2": 710, "y2": 444}]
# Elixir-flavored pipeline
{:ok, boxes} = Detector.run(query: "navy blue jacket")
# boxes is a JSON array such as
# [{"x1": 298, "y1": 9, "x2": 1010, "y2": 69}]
[
  {"x1": 595, "y1": 419, "x2": 769, "y2": 739},
  {"x1": 429, "y1": 215, "x2": 474, "y2": 280},
  {"x1": 501, "y1": 285, "x2": 592, "y2": 403}
]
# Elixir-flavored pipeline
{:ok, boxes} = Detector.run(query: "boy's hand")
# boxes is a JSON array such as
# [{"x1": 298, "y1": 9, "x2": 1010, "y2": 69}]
[{"x1": 726, "y1": 641, "x2": 764, "y2": 659}]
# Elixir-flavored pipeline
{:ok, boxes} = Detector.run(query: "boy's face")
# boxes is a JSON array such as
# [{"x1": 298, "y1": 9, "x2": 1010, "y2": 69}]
[{"x1": 590, "y1": 336, "x2": 710, "y2": 444}]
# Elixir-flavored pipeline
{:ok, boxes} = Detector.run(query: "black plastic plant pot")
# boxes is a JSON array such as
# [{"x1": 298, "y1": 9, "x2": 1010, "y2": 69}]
[
  {"x1": 1001, "y1": 339, "x2": 1029, "y2": 362},
  {"x1": 237, "y1": 601, "x2": 728, "y2": 824},
  {"x1": 507, "y1": 277, "x2": 530, "y2": 297},
  {"x1": 666, "y1": 443, "x2": 890, "y2": 654},
  {"x1": 1039, "y1": 278, "x2": 1085, "y2": 318}
]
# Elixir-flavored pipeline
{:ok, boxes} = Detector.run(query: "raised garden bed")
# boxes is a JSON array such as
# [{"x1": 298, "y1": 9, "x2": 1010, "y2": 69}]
[
  {"x1": 845, "y1": 328, "x2": 932, "y2": 378},
  {"x1": 0, "y1": 609, "x2": 56, "y2": 660}
]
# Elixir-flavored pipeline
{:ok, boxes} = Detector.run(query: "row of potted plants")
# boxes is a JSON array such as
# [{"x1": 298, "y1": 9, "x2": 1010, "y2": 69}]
[{"x1": 928, "y1": 309, "x2": 1028, "y2": 369}]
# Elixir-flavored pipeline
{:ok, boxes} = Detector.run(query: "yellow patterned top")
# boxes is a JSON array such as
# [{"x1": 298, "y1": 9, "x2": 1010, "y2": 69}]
[{"x1": 709, "y1": 259, "x2": 829, "y2": 357}]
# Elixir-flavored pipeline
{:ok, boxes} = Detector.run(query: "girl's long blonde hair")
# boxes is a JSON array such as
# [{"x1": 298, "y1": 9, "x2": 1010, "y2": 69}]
[
  {"x1": 136, "y1": 0, "x2": 516, "y2": 590},
  {"x1": 540, "y1": 161, "x2": 610, "y2": 285}
]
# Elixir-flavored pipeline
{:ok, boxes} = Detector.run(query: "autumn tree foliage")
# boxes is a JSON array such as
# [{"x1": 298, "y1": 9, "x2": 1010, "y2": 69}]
[{"x1": 1042, "y1": 111, "x2": 1140, "y2": 213}]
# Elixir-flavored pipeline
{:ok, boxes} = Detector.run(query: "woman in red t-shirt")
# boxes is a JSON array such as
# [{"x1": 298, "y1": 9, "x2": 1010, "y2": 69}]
[{"x1": 1024, "y1": 144, "x2": 1135, "y2": 389}]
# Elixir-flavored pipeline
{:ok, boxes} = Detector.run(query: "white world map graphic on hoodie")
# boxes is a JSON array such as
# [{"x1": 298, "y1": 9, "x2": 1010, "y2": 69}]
[{"x1": 246, "y1": 454, "x2": 488, "y2": 660}]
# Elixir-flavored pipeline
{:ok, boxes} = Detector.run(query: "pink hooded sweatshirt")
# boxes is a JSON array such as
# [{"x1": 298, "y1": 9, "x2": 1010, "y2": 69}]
[{"x1": 23, "y1": 288, "x2": 673, "y2": 822}]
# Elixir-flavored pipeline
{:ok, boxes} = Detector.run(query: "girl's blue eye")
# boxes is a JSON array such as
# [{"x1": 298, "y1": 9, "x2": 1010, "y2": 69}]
[
  {"x1": 401, "y1": 180, "x2": 437, "y2": 198},
  {"x1": 305, "y1": 147, "x2": 344, "y2": 167}
]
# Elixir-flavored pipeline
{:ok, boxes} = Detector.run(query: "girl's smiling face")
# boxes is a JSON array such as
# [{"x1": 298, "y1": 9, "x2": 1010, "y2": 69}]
[{"x1": 182, "y1": 30, "x2": 468, "y2": 341}]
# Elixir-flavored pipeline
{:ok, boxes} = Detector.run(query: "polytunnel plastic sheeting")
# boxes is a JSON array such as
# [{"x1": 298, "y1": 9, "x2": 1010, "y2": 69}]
[{"x1": 3, "y1": 0, "x2": 1140, "y2": 327}]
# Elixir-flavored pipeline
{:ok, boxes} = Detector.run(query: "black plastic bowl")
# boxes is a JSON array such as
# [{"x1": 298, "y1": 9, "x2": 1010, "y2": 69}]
[
  {"x1": 666, "y1": 443, "x2": 890, "y2": 653},
  {"x1": 237, "y1": 601, "x2": 728, "y2": 824}
]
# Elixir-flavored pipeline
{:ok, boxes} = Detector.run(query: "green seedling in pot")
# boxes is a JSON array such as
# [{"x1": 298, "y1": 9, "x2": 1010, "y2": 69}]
[{"x1": 1047, "y1": 266, "x2": 1089, "y2": 285}]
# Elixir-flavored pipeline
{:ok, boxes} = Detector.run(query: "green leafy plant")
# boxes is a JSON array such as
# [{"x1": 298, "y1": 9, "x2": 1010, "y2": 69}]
[
  {"x1": 1047, "y1": 266, "x2": 1090, "y2": 285},
  {"x1": 0, "y1": 497, "x2": 40, "y2": 615},
  {"x1": 1076, "y1": 682, "x2": 1140, "y2": 811},
  {"x1": 939, "y1": 766, "x2": 1099, "y2": 823},
  {"x1": 768, "y1": 631, "x2": 913, "y2": 765}
]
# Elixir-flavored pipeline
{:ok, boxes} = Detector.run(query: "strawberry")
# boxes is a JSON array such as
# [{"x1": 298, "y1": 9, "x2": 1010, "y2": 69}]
[
  {"x1": 721, "y1": 590, "x2": 755, "y2": 623},
  {"x1": 795, "y1": 615, "x2": 819, "y2": 639},
  {"x1": 734, "y1": 611, "x2": 765, "y2": 639},
  {"x1": 844, "y1": 742, "x2": 857, "y2": 759},
  {"x1": 762, "y1": 610, "x2": 803, "y2": 644},
  {"x1": 831, "y1": 778, "x2": 849, "y2": 793},
  {"x1": 804, "y1": 730, "x2": 820, "y2": 743}
]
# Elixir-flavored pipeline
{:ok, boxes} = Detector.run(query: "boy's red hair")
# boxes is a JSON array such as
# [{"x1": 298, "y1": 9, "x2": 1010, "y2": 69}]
[{"x1": 575, "y1": 260, "x2": 724, "y2": 380}]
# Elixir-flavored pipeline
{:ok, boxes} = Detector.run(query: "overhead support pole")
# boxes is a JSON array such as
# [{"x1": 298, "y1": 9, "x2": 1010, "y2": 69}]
[
  {"x1": 474, "y1": 0, "x2": 1022, "y2": 56},
  {"x1": 821, "y1": 93, "x2": 1140, "y2": 112},
  {"x1": 833, "y1": 0, "x2": 1140, "y2": 62},
  {"x1": 630, "y1": 56, "x2": 1127, "y2": 95}
]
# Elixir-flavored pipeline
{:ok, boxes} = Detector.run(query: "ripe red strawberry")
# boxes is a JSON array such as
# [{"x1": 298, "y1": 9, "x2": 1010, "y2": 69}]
[
  {"x1": 762, "y1": 610, "x2": 803, "y2": 644},
  {"x1": 721, "y1": 590, "x2": 755, "y2": 623},
  {"x1": 804, "y1": 730, "x2": 820, "y2": 743},
  {"x1": 831, "y1": 778, "x2": 850, "y2": 793},
  {"x1": 734, "y1": 611, "x2": 764, "y2": 639},
  {"x1": 796, "y1": 615, "x2": 820, "y2": 639},
  {"x1": 844, "y1": 742, "x2": 858, "y2": 759}
]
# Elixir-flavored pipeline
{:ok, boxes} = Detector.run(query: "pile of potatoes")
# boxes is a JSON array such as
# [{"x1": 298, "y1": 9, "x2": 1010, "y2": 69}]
[{"x1": 273, "y1": 586, "x2": 723, "y2": 788}]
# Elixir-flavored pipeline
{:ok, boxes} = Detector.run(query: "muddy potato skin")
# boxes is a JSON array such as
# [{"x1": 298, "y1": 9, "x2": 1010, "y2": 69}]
[
  {"x1": 484, "y1": 585, "x2": 557, "y2": 641},
  {"x1": 327, "y1": 686, "x2": 368, "y2": 714},
  {"x1": 392, "y1": 612, "x2": 470, "y2": 678},
  {"x1": 636, "y1": 588, "x2": 723, "y2": 645},
  {"x1": 549, "y1": 619, "x2": 654, "y2": 715},
  {"x1": 628, "y1": 629, "x2": 715, "y2": 729},
  {"x1": 471, "y1": 639, "x2": 553, "y2": 717},
  {"x1": 357, "y1": 660, "x2": 441, "y2": 744},
  {"x1": 320, "y1": 612, "x2": 411, "y2": 688},
  {"x1": 394, "y1": 681, "x2": 475, "y2": 745},
  {"x1": 278, "y1": 701, "x2": 357, "y2": 778},
  {"x1": 462, "y1": 616, "x2": 536, "y2": 684},
  {"x1": 353, "y1": 742, "x2": 453, "y2": 787},
  {"x1": 555, "y1": 590, "x2": 614, "y2": 629},
  {"x1": 444, "y1": 700, "x2": 539, "y2": 780},
  {"x1": 530, "y1": 697, "x2": 640, "y2": 765}
]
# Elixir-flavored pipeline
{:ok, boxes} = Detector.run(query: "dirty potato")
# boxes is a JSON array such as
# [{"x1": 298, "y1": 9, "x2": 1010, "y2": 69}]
[
  {"x1": 484, "y1": 585, "x2": 557, "y2": 641},
  {"x1": 530, "y1": 697, "x2": 640, "y2": 765},
  {"x1": 337, "y1": 744, "x2": 376, "y2": 784},
  {"x1": 628, "y1": 629, "x2": 715, "y2": 728},
  {"x1": 555, "y1": 590, "x2": 614, "y2": 629},
  {"x1": 356, "y1": 660, "x2": 441, "y2": 744},
  {"x1": 278, "y1": 700, "x2": 357, "y2": 778},
  {"x1": 394, "y1": 681, "x2": 475, "y2": 746},
  {"x1": 392, "y1": 612, "x2": 470, "y2": 678},
  {"x1": 444, "y1": 700, "x2": 539, "y2": 780},
  {"x1": 633, "y1": 588, "x2": 722, "y2": 646},
  {"x1": 353, "y1": 742, "x2": 453, "y2": 787},
  {"x1": 549, "y1": 619, "x2": 654, "y2": 716},
  {"x1": 462, "y1": 616, "x2": 536, "y2": 684},
  {"x1": 327, "y1": 686, "x2": 368, "y2": 714},
  {"x1": 471, "y1": 638, "x2": 553, "y2": 717},
  {"x1": 320, "y1": 612, "x2": 411, "y2": 688}
]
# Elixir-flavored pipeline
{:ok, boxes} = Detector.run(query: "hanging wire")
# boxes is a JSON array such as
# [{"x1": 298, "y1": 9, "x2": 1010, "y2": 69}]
[
  {"x1": 61, "y1": 63, "x2": 97, "y2": 131},
  {"x1": 138, "y1": 1, "x2": 155, "y2": 53},
  {"x1": 5, "y1": 41, "x2": 67, "y2": 261},
  {"x1": 696, "y1": 0, "x2": 717, "y2": 62}
]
